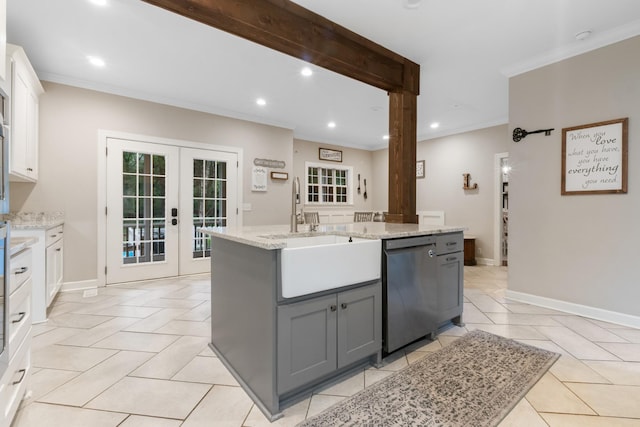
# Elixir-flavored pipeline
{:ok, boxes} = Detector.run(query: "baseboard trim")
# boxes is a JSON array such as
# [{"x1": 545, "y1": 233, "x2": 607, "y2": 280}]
[
  {"x1": 475, "y1": 257, "x2": 495, "y2": 266},
  {"x1": 61, "y1": 279, "x2": 100, "y2": 292},
  {"x1": 505, "y1": 290, "x2": 640, "y2": 329}
]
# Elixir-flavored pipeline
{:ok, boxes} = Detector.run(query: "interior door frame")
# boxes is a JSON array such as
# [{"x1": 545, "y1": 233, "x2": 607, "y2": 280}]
[
  {"x1": 97, "y1": 130, "x2": 243, "y2": 287},
  {"x1": 493, "y1": 152, "x2": 508, "y2": 266}
]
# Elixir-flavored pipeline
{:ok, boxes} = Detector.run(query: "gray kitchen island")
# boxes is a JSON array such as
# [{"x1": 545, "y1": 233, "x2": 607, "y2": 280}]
[{"x1": 201, "y1": 222, "x2": 465, "y2": 420}]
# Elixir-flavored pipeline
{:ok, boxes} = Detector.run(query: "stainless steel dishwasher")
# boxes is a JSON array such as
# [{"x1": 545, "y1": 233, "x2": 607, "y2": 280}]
[{"x1": 382, "y1": 235, "x2": 438, "y2": 353}]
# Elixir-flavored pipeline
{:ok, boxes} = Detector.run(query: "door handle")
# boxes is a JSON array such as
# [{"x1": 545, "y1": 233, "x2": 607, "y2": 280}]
[
  {"x1": 14, "y1": 266, "x2": 28, "y2": 275},
  {"x1": 12, "y1": 369, "x2": 26, "y2": 385},
  {"x1": 171, "y1": 218, "x2": 178, "y2": 226},
  {"x1": 171, "y1": 208, "x2": 178, "y2": 217},
  {"x1": 12, "y1": 312, "x2": 26, "y2": 324},
  {"x1": 341, "y1": 303, "x2": 348, "y2": 310},
  {"x1": 330, "y1": 304, "x2": 337, "y2": 312}
]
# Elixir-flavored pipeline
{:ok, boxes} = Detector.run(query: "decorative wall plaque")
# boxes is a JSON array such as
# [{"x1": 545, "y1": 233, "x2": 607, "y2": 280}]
[
  {"x1": 254, "y1": 158, "x2": 286, "y2": 168},
  {"x1": 562, "y1": 118, "x2": 628, "y2": 195}
]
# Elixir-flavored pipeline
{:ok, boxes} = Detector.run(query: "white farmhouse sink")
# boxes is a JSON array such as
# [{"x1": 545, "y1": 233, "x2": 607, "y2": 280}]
[{"x1": 280, "y1": 235, "x2": 381, "y2": 298}]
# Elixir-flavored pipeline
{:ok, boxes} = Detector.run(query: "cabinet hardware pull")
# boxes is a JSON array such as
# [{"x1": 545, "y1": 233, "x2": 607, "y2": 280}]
[
  {"x1": 12, "y1": 312, "x2": 26, "y2": 324},
  {"x1": 14, "y1": 266, "x2": 28, "y2": 275},
  {"x1": 56, "y1": 248, "x2": 62, "y2": 252},
  {"x1": 51, "y1": 234, "x2": 57, "y2": 238},
  {"x1": 330, "y1": 305, "x2": 337, "y2": 312},
  {"x1": 446, "y1": 242, "x2": 456, "y2": 246},
  {"x1": 341, "y1": 303, "x2": 348, "y2": 309},
  {"x1": 446, "y1": 257, "x2": 457, "y2": 262},
  {"x1": 12, "y1": 369, "x2": 27, "y2": 385}
]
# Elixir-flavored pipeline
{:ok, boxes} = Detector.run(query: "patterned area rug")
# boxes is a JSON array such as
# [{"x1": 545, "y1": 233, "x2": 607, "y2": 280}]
[{"x1": 298, "y1": 330, "x2": 559, "y2": 427}]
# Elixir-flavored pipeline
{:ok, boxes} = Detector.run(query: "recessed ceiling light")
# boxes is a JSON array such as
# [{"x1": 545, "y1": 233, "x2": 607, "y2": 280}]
[
  {"x1": 403, "y1": 0, "x2": 422, "y2": 9},
  {"x1": 575, "y1": 30, "x2": 592, "y2": 41},
  {"x1": 430, "y1": 122, "x2": 440, "y2": 129},
  {"x1": 87, "y1": 56, "x2": 105, "y2": 67},
  {"x1": 89, "y1": 0, "x2": 108, "y2": 6},
  {"x1": 327, "y1": 121, "x2": 336, "y2": 128},
  {"x1": 301, "y1": 67, "x2": 313, "y2": 77},
  {"x1": 383, "y1": 135, "x2": 390, "y2": 140},
  {"x1": 256, "y1": 98, "x2": 266, "y2": 106}
]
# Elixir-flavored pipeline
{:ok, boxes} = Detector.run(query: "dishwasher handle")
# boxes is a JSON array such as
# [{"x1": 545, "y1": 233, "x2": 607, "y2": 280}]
[{"x1": 384, "y1": 236, "x2": 436, "y2": 250}]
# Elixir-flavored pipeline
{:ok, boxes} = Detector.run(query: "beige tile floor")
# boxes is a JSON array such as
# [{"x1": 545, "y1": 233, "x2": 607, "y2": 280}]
[{"x1": 12, "y1": 266, "x2": 640, "y2": 426}]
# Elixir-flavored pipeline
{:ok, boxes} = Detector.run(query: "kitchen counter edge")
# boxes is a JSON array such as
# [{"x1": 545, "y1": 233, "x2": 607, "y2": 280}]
[
  {"x1": 10, "y1": 236, "x2": 39, "y2": 256},
  {"x1": 200, "y1": 223, "x2": 466, "y2": 250},
  {"x1": 9, "y1": 219, "x2": 65, "y2": 230}
]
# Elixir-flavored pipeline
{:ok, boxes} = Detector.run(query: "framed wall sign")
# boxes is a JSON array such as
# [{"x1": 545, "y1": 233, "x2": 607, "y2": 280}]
[
  {"x1": 270, "y1": 171, "x2": 288, "y2": 180},
  {"x1": 251, "y1": 166, "x2": 268, "y2": 192},
  {"x1": 561, "y1": 118, "x2": 628, "y2": 195},
  {"x1": 319, "y1": 148, "x2": 342, "y2": 162},
  {"x1": 416, "y1": 160, "x2": 425, "y2": 179}
]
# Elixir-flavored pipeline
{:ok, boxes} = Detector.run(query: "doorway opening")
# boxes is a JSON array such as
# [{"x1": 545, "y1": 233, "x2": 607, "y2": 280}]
[{"x1": 493, "y1": 152, "x2": 509, "y2": 266}]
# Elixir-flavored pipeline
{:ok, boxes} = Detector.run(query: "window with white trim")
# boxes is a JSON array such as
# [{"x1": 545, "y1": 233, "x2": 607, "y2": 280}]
[{"x1": 305, "y1": 162, "x2": 353, "y2": 205}]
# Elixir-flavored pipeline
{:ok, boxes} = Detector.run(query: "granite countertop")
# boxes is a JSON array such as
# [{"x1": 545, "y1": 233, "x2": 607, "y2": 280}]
[
  {"x1": 10, "y1": 236, "x2": 39, "y2": 256},
  {"x1": 4, "y1": 212, "x2": 65, "y2": 230},
  {"x1": 200, "y1": 222, "x2": 466, "y2": 250}
]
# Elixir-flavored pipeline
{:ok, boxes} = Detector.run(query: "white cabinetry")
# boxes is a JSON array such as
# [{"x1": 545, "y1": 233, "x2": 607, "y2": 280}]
[
  {"x1": 0, "y1": 247, "x2": 33, "y2": 427},
  {"x1": 12, "y1": 225, "x2": 63, "y2": 323},
  {"x1": 7, "y1": 44, "x2": 43, "y2": 182}
]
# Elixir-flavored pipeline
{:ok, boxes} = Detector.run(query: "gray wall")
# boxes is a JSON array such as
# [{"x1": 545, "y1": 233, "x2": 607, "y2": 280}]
[
  {"x1": 371, "y1": 125, "x2": 510, "y2": 263},
  {"x1": 10, "y1": 82, "x2": 294, "y2": 283},
  {"x1": 508, "y1": 36, "x2": 640, "y2": 317},
  {"x1": 293, "y1": 138, "x2": 375, "y2": 213}
]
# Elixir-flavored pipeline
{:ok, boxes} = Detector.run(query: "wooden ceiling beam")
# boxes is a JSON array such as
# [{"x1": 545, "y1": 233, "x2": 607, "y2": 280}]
[{"x1": 141, "y1": 0, "x2": 419, "y2": 95}]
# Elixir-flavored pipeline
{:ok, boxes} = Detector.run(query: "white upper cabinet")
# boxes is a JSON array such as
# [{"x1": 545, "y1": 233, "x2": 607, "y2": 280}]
[{"x1": 7, "y1": 44, "x2": 43, "y2": 182}]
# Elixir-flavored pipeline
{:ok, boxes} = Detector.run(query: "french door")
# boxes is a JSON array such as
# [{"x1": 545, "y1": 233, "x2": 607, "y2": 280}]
[{"x1": 105, "y1": 137, "x2": 237, "y2": 284}]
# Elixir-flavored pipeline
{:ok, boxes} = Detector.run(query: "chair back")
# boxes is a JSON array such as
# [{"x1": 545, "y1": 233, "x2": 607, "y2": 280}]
[
  {"x1": 304, "y1": 212, "x2": 320, "y2": 224},
  {"x1": 353, "y1": 211, "x2": 374, "y2": 222}
]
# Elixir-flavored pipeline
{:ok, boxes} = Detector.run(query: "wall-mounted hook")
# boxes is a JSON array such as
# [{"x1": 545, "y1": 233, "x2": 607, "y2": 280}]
[
  {"x1": 512, "y1": 127, "x2": 554, "y2": 142},
  {"x1": 463, "y1": 173, "x2": 478, "y2": 190}
]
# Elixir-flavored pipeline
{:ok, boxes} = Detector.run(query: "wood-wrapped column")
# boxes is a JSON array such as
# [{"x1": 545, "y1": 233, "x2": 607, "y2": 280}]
[{"x1": 386, "y1": 90, "x2": 417, "y2": 224}]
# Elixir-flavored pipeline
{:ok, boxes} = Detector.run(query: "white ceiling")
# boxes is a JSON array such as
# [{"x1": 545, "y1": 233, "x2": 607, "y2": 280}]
[{"x1": 6, "y1": 0, "x2": 640, "y2": 150}]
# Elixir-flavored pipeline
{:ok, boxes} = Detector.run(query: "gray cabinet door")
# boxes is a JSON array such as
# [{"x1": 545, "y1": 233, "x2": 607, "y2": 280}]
[
  {"x1": 277, "y1": 294, "x2": 337, "y2": 394},
  {"x1": 337, "y1": 283, "x2": 381, "y2": 368},
  {"x1": 436, "y1": 251, "x2": 464, "y2": 323}
]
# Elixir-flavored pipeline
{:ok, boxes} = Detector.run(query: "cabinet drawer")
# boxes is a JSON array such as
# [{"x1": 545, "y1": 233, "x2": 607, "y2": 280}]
[
  {"x1": 45, "y1": 225, "x2": 64, "y2": 246},
  {"x1": 0, "y1": 333, "x2": 31, "y2": 426},
  {"x1": 9, "y1": 247, "x2": 32, "y2": 294},
  {"x1": 9, "y1": 277, "x2": 32, "y2": 360},
  {"x1": 436, "y1": 232, "x2": 463, "y2": 255}
]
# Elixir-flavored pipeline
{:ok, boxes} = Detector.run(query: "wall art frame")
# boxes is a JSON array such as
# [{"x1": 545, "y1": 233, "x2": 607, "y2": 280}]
[
  {"x1": 416, "y1": 160, "x2": 425, "y2": 179},
  {"x1": 318, "y1": 148, "x2": 342, "y2": 162},
  {"x1": 561, "y1": 118, "x2": 628, "y2": 195}
]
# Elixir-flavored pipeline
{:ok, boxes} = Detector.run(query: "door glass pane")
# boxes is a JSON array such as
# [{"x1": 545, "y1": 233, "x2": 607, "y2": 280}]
[
  {"x1": 153, "y1": 155, "x2": 165, "y2": 175},
  {"x1": 153, "y1": 177, "x2": 165, "y2": 196},
  {"x1": 123, "y1": 175, "x2": 136, "y2": 196},
  {"x1": 194, "y1": 159, "x2": 204, "y2": 178},
  {"x1": 123, "y1": 152, "x2": 137, "y2": 173},
  {"x1": 123, "y1": 198, "x2": 136, "y2": 218},
  {"x1": 121, "y1": 151, "x2": 166, "y2": 266},
  {"x1": 192, "y1": 159, "x2": 227, "y2": 259},
  {"x1": 193, "y1": 179, "x2": 203, "y2": 198}
]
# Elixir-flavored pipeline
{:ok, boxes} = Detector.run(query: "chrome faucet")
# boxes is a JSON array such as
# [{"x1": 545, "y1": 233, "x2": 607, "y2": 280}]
[{"x1": 291, "y1": 176, "x2": 300, "y2": 232}]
